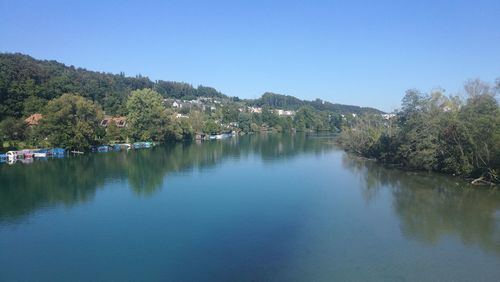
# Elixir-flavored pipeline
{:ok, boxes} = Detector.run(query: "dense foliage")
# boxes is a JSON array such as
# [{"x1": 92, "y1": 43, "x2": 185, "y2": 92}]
[
  {"x1": 0, "y1": 53, "x2": 381, "y2": 119},
  {"x1": 0, "y1": 53, "x2": 354, "y2": 150},
  {"x1": 248, "y1": 92, "x2": 383, "y2": 114},
  {"x1": 340, "y1": 79, "x2": 500, "y2": 183},
  {"x1": 35, "y1": 94, "x2": 104, "y2": 150}
]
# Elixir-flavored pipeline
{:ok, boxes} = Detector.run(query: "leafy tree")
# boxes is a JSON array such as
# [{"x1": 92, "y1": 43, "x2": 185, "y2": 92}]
[
  {"x1": 250, "y1": 123, "x2": 260, "y2": 132},
  {"x1": 22, "y1": 95, "x2": 47, "y2": 117},
  {"x1": 105, "y1": 122, "x2": 121, "y2": 143},
  {"x1": 0, "y1": 117, "x2": 26, "y2": 146},
  {"x1": 37, "y1": 94, "x2": 103, "y2": 150},
  {"x1": 204, "y1": 119, "x2": 221, "y2": 134},
  {"x1": 126, "y1": 89, "x2": 168, "y2": 142},
  {"x1": 238, "y1": 112, "x2": 252, "y2": 132},
  {"x1": 189, "y1": 111, "x2": 205, "y2": 133},
  {"x1": 340, "y1": 79, "x2": 500, "y2": 183}
]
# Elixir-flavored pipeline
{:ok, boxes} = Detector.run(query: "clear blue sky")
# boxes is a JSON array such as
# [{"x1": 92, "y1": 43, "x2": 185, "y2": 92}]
[{"x1": 1, "y1": 0, "x2": 499, "y2": 111}]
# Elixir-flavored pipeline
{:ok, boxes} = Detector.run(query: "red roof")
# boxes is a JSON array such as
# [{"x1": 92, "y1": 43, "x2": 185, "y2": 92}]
[
  {"x1": 101, "y1": 116, "x2": 127, "y2": 127},
  {"x1": 24, "y1": 113, "x2": 43, "y2": 126}
]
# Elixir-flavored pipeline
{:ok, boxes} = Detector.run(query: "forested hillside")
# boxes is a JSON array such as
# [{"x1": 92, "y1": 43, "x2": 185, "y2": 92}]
[
  {"x1": 248, "y1": 92, "x2": 383, "y2": 114},
  {"x1": 0, "y1": 54, "x2": 227, "y2": 119},
  {"x1": 0, "y1": 53, "x2": 382, "y2": 119}
]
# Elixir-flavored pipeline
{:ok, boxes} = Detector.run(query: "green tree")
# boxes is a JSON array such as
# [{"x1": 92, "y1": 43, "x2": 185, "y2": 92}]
[
  {"x1": 0, "y1": 117, "x2": 26, "y2": 141},
  {"x1": 126, "y1": 89, "x2": 168, "y2": 142},
  {"x1": 204, "y1": 119, "x2": 221, "y2": 134},
  {"x1": 250, "y1": 123, "x2": 260, "y2": 132},
  {"x1": 105, "y1": 122, "x2": 121, "y2": 143},
  {"x1": 22, "y1": 95, "x2": 47, "y2": 117},
  {"x1": 189, "y1": 111, "x2": 205, "y2": 133},
  {"x1": 37, "y1": 94, "x2": 104, "y2": 150}
]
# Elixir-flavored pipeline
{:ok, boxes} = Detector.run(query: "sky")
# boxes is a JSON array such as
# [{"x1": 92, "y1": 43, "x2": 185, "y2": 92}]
[{"x1": 1, "y1": 0, "x2": 499, "y2": 112}]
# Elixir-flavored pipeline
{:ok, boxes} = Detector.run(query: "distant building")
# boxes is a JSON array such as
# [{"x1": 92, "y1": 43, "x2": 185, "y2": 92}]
[
  {"x1": 249, "y1": 107, "x2": 262, "y2": 114},
  {"x1": 172, "y1": 101, "x2": 182, "y2": 108},
  {"x1": 381, "y1": 113, "x2": 396, "y2": 120},
  {"x1": 274, "y1": 109, "x2": 295, "y2": 116},
  {"x1": 101, "y1": 116, "x2": 127, "y2": 128},
  {"x1": 175, "y1": 113, "x2": 189, "y2": 119},
  {"x1": 25, "y1": 113, "x2": 43, "y2": 126}
]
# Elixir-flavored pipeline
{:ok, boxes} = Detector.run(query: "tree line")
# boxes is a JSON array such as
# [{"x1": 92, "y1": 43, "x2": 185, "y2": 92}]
[
  {"x1": 246, "y1": 92, "x2": 383, "y2": 114},
  {"x1": 0, "y1": 53, "x2": 381, "y2": 120},
  {"x1": 339, "y1": 79, "x2": 500, "y2": 184},
  {"x1": 0, "y1": 53, "x2": 229, "y2": 119},
  {"x1": 0, "y1": 53, "x2": 351, "y2": 151},
  {"x1": 0, "y1": 87, "x2": 344, "y2": 151}
]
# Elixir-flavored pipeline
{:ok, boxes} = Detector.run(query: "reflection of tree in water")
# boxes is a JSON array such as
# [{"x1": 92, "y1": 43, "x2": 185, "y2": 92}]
[
  {"x1": 342, "y1": 155, "x2": 500, "y2": 254},
  {"x1": 0, "y1": 133, "x2": 335, "y2": 222}
]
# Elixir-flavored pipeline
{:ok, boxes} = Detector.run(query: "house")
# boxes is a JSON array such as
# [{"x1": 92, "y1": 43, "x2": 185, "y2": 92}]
[
  {"x1": 113, "y1": 117, "x2": 127, "y2": 127},
  {"x1": 249, "y1": 107, "x2": 262, "y2": 114},
  {"x1": 25, "y1": 113, "x2": 43, "y2": 126},
  {"x1": 101, "y1": 116, "x2": 127, "y2": 128},
  {"x1": 274, "y1": 109, "x2": 296, "y2": 116},
  {"x1": 381, "y1": 113, "x2": 396, "y2": 120},
  {"x1": 175, "y1": 113, "x2": 189, "y2": 119},
  {"x1": 172, "y1": 100, "x2": 185, "y2": 108}
]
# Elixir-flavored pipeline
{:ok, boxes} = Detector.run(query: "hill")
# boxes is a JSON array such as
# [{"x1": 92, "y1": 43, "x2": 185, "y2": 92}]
[
  {"x1": 0, "y1": 53, "x2": 383, "y2": 119},
  {"x1": 247, "y1": 92, "x2": 383, "y2": 114}
]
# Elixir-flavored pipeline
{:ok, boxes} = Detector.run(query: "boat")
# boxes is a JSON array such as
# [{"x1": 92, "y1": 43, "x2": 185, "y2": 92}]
[
  {"x1": 132, "y1": 142, "x2": 152, "y2": 149},
  {"x1": 210, "y1": 134, "x2": 230, "y2": 140},
  {"x1": 97, "y1": 145, "x2": 112, "y2": 152},
  {"x1": 34, "y1": 152, "x2": 47, "y2": 158},
  {"x1": 6, "y1": 151, "x2": 17, "y2": 161},
  {"x1": 20, "y1": 150, "x2": 34, "y2": 159},
  {"x1": 0, "y1": 153, "x2": 6, "y2": 162},
  {"x1": 33, "y1": 149, "x2": 48, "y2": 158},
  {"x1": 48, "y1": 148, "x2": 65, "y2": 156},
  {"x1": 112, "y1": 143, "x2": 131, "y2": 151}
]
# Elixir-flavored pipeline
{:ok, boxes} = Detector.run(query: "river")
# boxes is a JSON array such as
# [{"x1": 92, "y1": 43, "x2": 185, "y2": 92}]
[{"x1": 1, "y1": 134, "x2": 499, "y2": 281}]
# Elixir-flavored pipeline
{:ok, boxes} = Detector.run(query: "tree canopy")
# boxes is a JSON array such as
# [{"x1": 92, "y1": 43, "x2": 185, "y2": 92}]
[
  {"x1": 340, "y1": 79, "x2": 500, "y2": 183},
  {"x1": 37, "y1": 94, "x2": 104, "y2": 150}
]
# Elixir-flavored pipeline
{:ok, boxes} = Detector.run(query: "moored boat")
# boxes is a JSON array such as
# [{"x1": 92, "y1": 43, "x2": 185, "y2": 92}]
[
  {"x1": 133, "y1": 142, "x2": 153, "y2": 149},
  {"x1": 33, "y1": 149, "x2": 48, "y2": 158},
  {"x1": 97, "y1": 145, "x2": 112, "y2": 152},
  {"x1": 34, "y1": 152, "x2": 47, "y2": 158},
  {"x1": 6, "y1": 151, "x2": 19, "y2": 161},
  {"x1": 113, "y1": 143, "x2": 132, "y2": 150},
  {"x1": 20, "y1": 150, "x2": 34, "y2": 159},
  {"x1": 48, "y1": 148, "x2": 65, "y2": 156}
]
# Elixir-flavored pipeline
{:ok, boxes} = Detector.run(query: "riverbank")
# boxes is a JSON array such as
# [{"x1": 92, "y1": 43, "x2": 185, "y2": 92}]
[{"x1": 342, "y1": 148, "x2": 499, "y2": 186}]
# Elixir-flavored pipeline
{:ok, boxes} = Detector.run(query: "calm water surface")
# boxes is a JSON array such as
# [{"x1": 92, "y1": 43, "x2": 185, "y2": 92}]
[{"x1": 1, "y1": 134, "x2": 499, "y2": 281}]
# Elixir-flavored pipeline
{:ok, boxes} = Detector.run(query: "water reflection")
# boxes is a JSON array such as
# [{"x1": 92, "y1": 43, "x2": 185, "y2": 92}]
[
  {"x1": 342, "y1": 155, "x2": 500, "y2": 254},
  {"x1": 0, "y1": 134, "x2": 334, "y2": 223}
]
